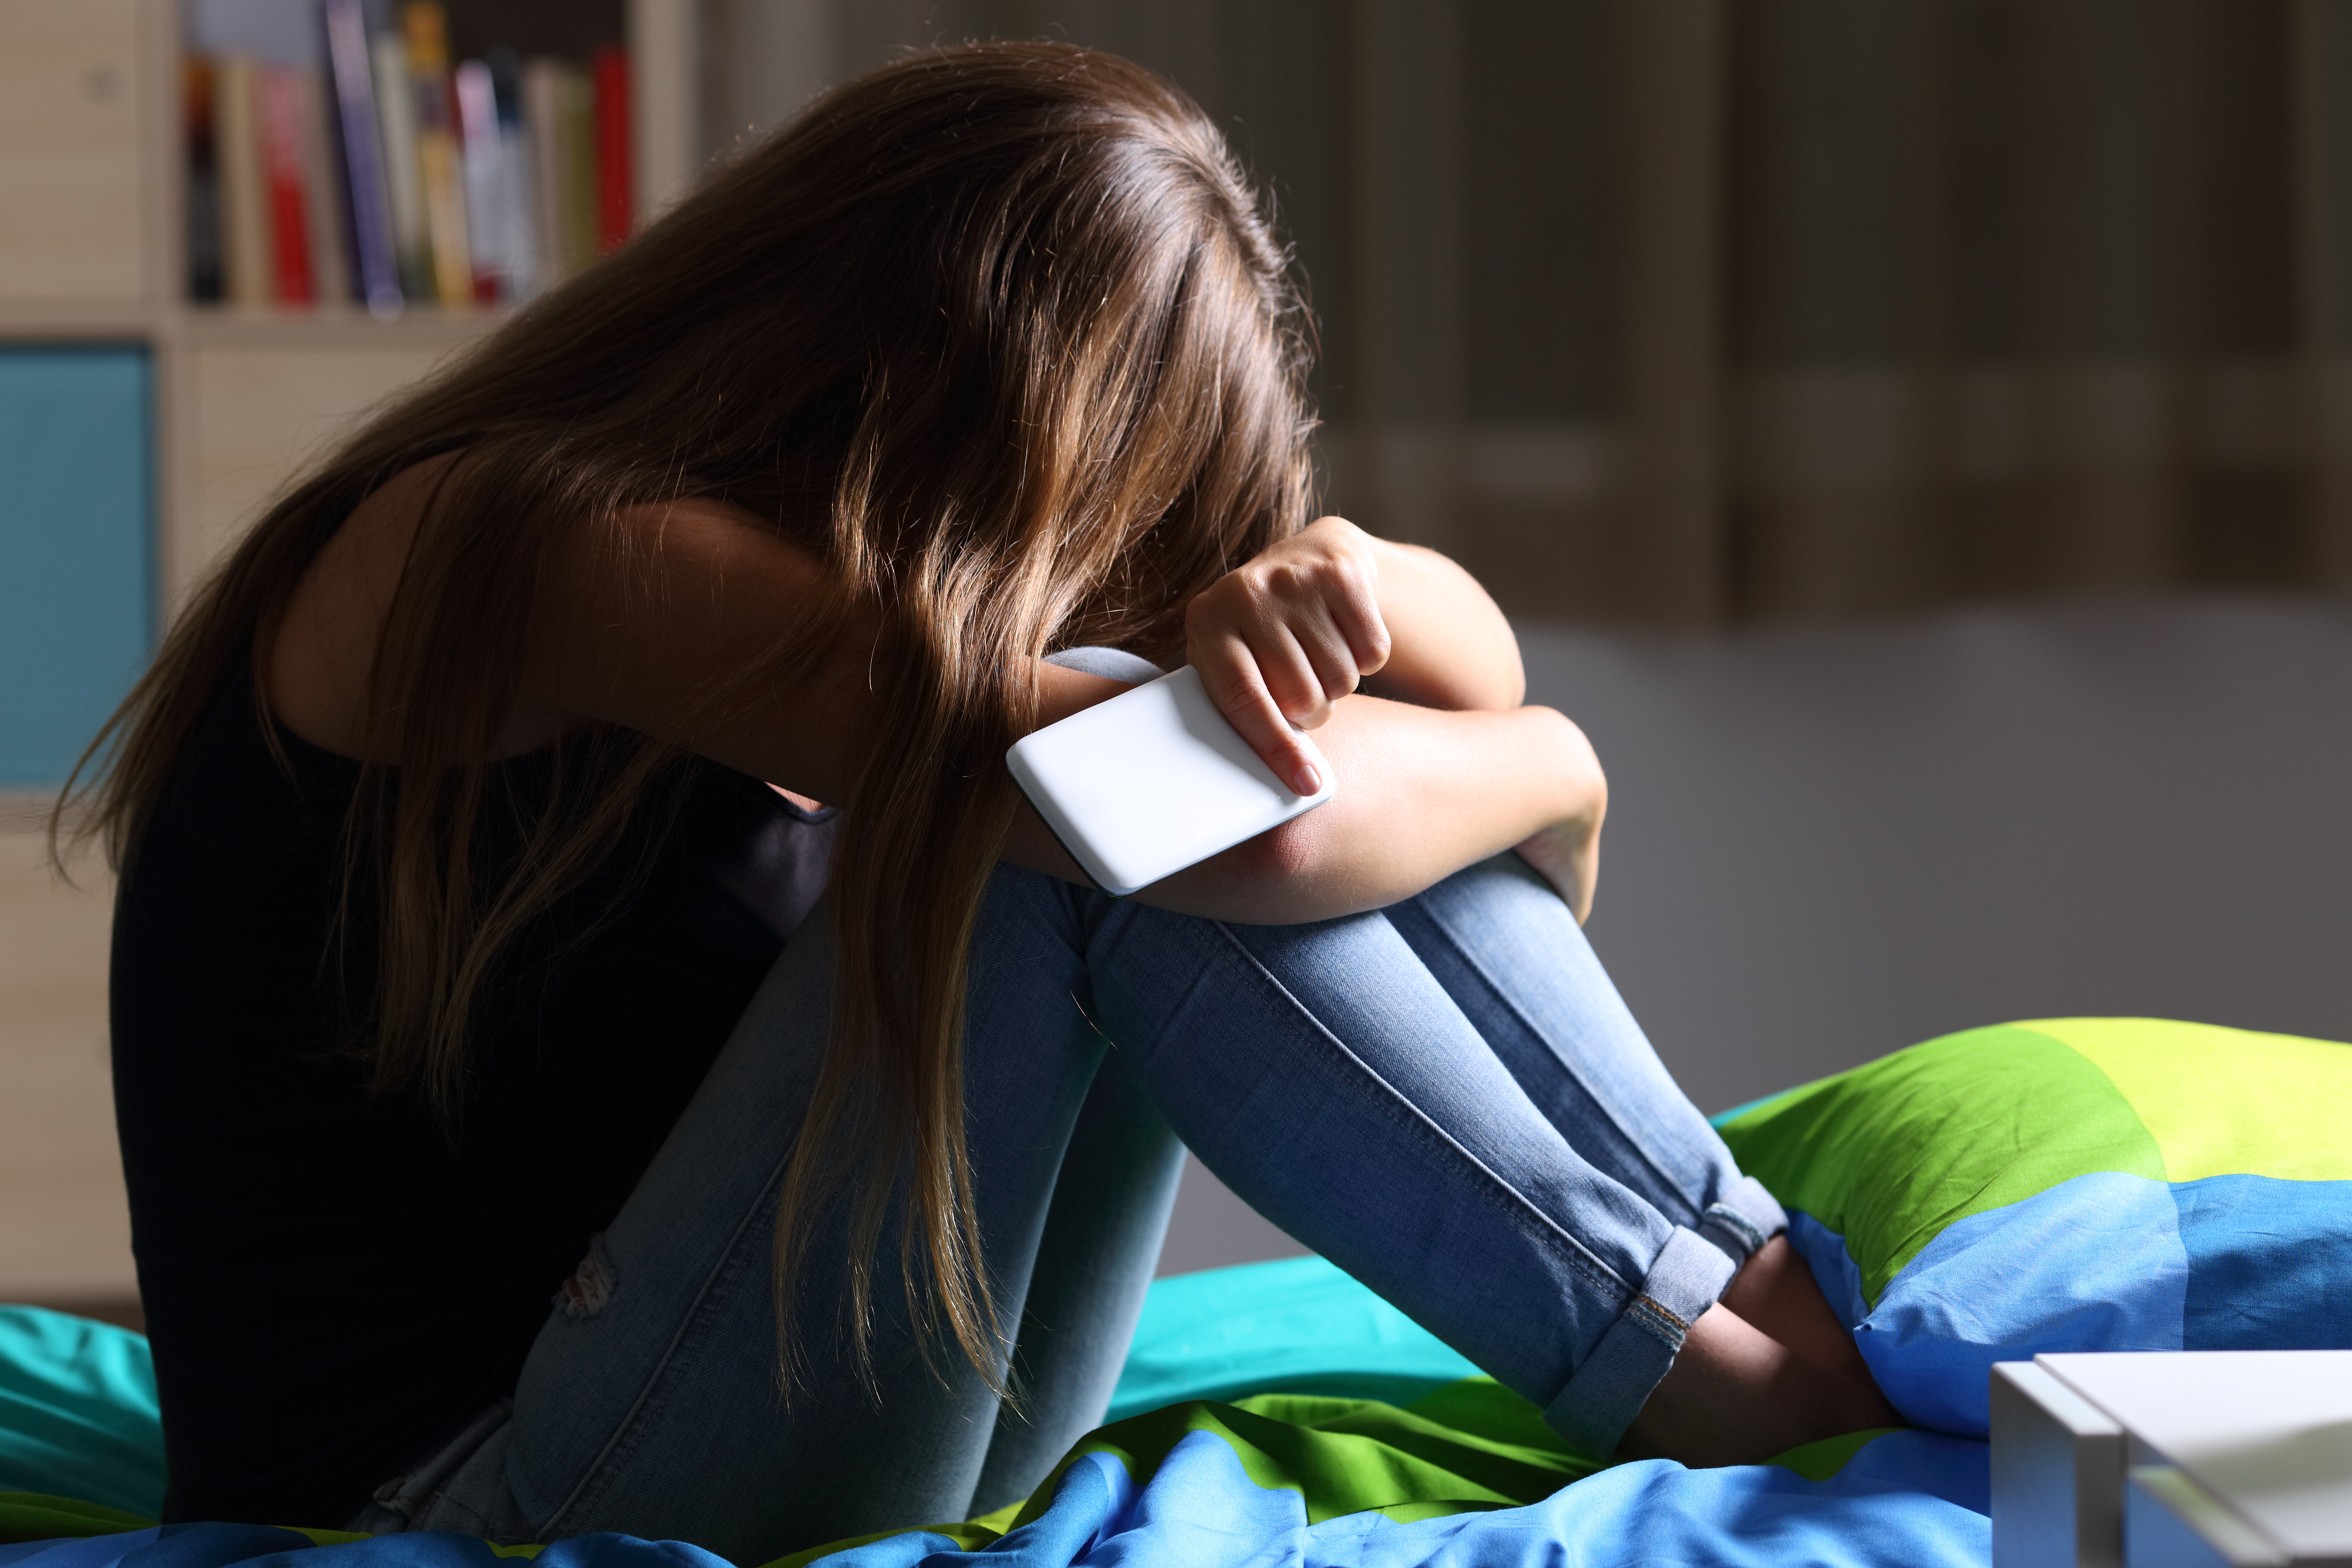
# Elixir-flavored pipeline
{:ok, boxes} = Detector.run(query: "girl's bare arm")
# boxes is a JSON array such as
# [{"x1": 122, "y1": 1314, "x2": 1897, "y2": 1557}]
[
  {"x1": 274, "y1": 484, "x2": 1598, "y2": 927},
  {"x1": 1005, "y1": 670, "x2": 1602, "y2": 924},
  {"x1": 1010, "y1": 517, "x2": 1598, "y2": 922}
]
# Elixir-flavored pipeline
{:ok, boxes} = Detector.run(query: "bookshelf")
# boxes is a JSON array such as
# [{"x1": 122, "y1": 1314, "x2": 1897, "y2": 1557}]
[
  {"x1": 2, "y1": 0, "x2": 699, "y2": 609},
  {"x1": 0, "y1": 0, "x2": 706, "y2": 1310}
]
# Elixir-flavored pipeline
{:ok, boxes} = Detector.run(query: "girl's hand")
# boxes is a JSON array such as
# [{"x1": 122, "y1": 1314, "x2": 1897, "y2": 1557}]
[{"x1": 1186, "y1": 517, "x2": 1392, "y2": 796}]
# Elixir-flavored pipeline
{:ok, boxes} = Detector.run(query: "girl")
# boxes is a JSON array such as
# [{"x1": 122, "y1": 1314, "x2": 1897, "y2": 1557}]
[{"x1": 69, "y1": 41, "x2": 1893, "y2": 1565}]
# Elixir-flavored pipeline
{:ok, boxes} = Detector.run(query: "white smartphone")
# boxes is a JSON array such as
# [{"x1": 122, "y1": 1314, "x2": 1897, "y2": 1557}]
[{"x1": 1006, "y1": 665, "x2": 1337, "y2": 897}]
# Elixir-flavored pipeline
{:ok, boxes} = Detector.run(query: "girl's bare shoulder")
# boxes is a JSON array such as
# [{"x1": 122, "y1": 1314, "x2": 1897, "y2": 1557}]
[
  {"x1": 264, "y1": 457, "x2": 855, "y2": 781},
  {"x1": 264, "y1": 453, "x2": 458, "y2": 762}
]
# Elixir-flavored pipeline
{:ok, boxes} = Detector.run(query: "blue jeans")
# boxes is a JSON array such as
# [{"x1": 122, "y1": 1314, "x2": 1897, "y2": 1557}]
[{"x1": 350, "y1": 856, "x2": 1785, "y2": 1563}]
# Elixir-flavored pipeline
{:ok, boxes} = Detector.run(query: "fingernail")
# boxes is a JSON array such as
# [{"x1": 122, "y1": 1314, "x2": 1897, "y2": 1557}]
[{"x1": 1291, "y1": 764, "x2": 1321, "y2": 796}]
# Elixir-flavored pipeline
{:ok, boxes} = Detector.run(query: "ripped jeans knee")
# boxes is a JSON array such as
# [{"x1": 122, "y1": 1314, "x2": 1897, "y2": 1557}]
[{"x1": 556, "y1": 1233, "x2": 615, "y2": 1319}]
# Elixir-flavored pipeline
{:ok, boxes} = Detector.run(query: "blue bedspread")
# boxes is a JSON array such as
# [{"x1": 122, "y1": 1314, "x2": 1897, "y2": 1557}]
[
  {"x1": 2, "y1": 1425, "x2": 1990, "y2": 1568},
  {"x1": 0, "y1": 1256, "x2": 1990, "y2": 1568}
]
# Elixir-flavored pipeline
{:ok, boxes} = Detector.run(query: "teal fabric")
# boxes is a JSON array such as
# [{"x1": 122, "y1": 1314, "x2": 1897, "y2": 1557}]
[
  {"x1": 1107, "y1": 1256, "x2": 1479, "y2": 1421},
  {"x1": 0, "y1": 1309, "x2": 163, "y2": 1518}
]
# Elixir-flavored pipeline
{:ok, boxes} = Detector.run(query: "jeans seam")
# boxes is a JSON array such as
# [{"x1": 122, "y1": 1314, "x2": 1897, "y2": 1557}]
[
  {"x1": 1700, "y1": 1198, "x2": 1771, "y2": 1259},
  {"x1": 1404, "y1": 887, "x2": 1710, "y2": 1227},
  {"x1": 1624, "y1": 1293, "x2": 1689, "y2": 1348},
  {"x1": 533, "y1": 1137, "x2": 798, "y2": 1537},
  {"x1": 1206, "y1": 919, "x2": 1634, "y2": 1304}
]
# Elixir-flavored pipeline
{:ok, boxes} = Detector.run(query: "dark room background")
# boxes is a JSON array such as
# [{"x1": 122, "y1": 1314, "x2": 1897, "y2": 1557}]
[{"x1": 714, "y1": 0, "x2": 2352, "y2": 625}]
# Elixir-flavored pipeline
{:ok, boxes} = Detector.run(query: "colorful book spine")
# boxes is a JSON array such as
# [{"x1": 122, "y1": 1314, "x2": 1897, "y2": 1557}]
[
  {"x1": 453, "y1": 60, "x2": 504, "y2": 302},
  {"x1": 323, "y1": 0, "x2": 402, "y2": 316},
  {"x1": 403, "y1": 2, "x2": 473, "y2": 307},
  {"x1": 370, "y1": 21, "x2": 429, "y2": 301},
  {"x1": 258, "y1": 66, "x2": 316, "y2": 305},
  {"x1": 181, "y1": 7, "x2": 639, "y2": 312},
  {"x1": 487, "y1": 48, "x2": 539, "y2": 301},
  {"x1": 559, "y1": 62, "x2": 599, "y2": 277},
  {"x1": 521, "y1": 56, "x2": 569, "y2": 294},
  {"x1": 293, "y1": 68, "x2": 352, "y2": 307},
  {"x1": 592, "y1": 45, "x2": 630, "y2": 254},
  {"x1": 214, "y1": 55, "x2": 272, "y2": 308},
  {"x1": 183, "y1": 58, "x2": 225, "y2": 303}
]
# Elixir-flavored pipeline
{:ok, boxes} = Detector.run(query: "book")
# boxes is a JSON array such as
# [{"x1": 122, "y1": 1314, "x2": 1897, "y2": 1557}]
[
  {"x1": 293, "y1": 68, "x2": 352, "y2": 307},
  {"x1": 557, "y1": 61, "x2": 599, "y2": 278},
  {"x1": 184, "y1": 58, "x2": 225, "y2": 302},
  {"x1": 214, "y1": 55, "x2": 272, "y2": 307},
  {"x1": 181, "y1": 2, "x2": 637, "y2": 312},
  {"x1": 403, "y1": 2, "x2": 472, "y2": 307},
  {"x1": 592, "y1": 45, "x2": 630, "y2": 254},
  {"x1": 370, "y1": 19, "x2": 429, "y2": 301},
  {"x1": 257, "y1": 65, "x2": 315, "y2": 304},
  {"x1": 521, "y1": 56, "x2": 569, "y2": 294},
  {"x1": 521, "y1": 55, "x2": 606, "y2": 288},
  {"x1": 322, "y1": 0, "x2": 401, "y2": 316},
  {"x1": 486, "y1": 48, "x2": 539, "y2": 301},
  {"x1": 453, "y1": 59, "x2": 504, "y2": 302}
]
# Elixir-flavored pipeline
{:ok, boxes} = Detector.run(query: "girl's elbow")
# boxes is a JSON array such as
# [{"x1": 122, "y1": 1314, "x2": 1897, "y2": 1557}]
[
  {"x1": 1217, "y1": 821, "x2": 1327, "y2": 916},
  {"x1": 1147, "y1": 816, "x2": 1346, "y2": 924}
]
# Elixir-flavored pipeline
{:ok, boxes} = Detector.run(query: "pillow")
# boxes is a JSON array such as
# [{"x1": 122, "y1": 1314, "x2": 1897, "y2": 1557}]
[{"x1": 1717, "y1": 1018, "x2": 2352, "y2": 1437}]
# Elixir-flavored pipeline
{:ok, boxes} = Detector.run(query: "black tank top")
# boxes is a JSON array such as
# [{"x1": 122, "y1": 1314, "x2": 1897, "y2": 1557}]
[{"x1": 109, "y1": 658, "x2": 835, "y2": 1527}]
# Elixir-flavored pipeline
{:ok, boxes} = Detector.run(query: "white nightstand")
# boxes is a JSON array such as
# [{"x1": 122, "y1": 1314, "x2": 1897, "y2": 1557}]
[{"x1": 1993, "y1": 1351, "x2": 2352, "y2": 1568}]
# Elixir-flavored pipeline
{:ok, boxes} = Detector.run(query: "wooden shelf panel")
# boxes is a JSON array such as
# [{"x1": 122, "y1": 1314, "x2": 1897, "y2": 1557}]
[
  {"x1": 176, "y1": 307, "x2": 501, "y2": 352},
  {"x1": 0, "y1": 0, "x2": 148, "y2": 303},
  {"x1": 0, "y1": 823, "x2": 131, "y2": 1303},
  {"x1": 0, "y1": 302, "x2": 156, "y2": 339}
]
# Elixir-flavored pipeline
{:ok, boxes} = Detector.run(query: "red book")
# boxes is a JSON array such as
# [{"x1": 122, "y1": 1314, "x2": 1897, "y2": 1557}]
[
  {"x1": 257, "y1": 65, "x2": 315, "y2": 304},
  {"x1": 592, "y1": 45, "x2": 630, "y2": 254}
]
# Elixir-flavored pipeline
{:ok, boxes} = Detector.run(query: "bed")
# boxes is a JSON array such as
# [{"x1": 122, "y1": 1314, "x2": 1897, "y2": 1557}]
[{"x1": 6, "y1": 1016, "x2": 2344, "y2": 1568}]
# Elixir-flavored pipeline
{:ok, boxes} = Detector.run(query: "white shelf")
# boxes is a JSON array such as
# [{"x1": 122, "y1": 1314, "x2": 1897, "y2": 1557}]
[
  {"x1": 0, "y1": 301, "x2": 158, "y2": 339},
  {"x1": 174, "y1": 306, "x2": 501, "y2": 350}
]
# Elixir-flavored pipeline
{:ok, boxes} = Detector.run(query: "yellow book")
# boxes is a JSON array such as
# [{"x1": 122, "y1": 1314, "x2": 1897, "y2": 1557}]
[
  {"x1": 559, "y1": 62, "x2": 598, "y2": 278},
  {"x1": 213, "y1": 55, "x2": 270, "y2": 308},
  {"x1": 402, "y1": 2, "x2": 472, "y2": 307}
]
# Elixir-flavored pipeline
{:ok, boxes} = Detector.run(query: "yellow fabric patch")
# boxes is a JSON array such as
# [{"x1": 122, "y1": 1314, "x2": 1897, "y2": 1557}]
[
  {"x1": 280, "y1": 1528, "x2": 376, "y2": 1548},
  {"x1": 2028, "y1": 1017, "x2": 2352, "y2": 1183}
]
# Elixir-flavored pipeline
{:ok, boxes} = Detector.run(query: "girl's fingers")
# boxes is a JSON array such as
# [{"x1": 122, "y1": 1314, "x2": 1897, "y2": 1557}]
[
  {"x1": 1194, "y1": 634, "x2": 1324, "y2": 796},
  {"x1": 1180, "y1": 517, "x2": 1392, "y2": 791},
  {"x1": 1305, "y1": 612, "x2": 1375, "y2": 703},
  {"x1": 1311, "y1": 570, "x2": 1390, "y2": 682},
  {"x1": 1339, "y1": 596, "x2": 1393, "y2": 679},
  {"x1": 1261, "y1": 591, "x2": 1378, "y2": 724},
  {"x1": 1254, "y1": 624, "x2": 1344, "y2": 731},
  {"x1": 1297, "y1": 517, "x2": 1391, "y2": 676}
]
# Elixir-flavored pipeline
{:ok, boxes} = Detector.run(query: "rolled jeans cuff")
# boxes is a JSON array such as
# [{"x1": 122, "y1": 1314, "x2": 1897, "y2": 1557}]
[
  {"x1": 1541, "y1": 1225, "x2": 1736, "y2": 1457},
  {"x1": 1695, "y1": 1175, "x2": 1788, "y2": 1265}
]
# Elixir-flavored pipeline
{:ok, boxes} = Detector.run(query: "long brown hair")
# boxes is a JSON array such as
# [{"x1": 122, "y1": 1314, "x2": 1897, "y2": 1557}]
[{"x1": 58, "y1": 42, "x2": 1314, "y2": 1390}]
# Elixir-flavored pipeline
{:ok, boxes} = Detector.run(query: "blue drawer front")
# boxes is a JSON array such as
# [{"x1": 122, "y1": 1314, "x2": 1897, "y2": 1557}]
[{"x1": 0, "y1": 347, "x2": 154, "y2": 786}]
